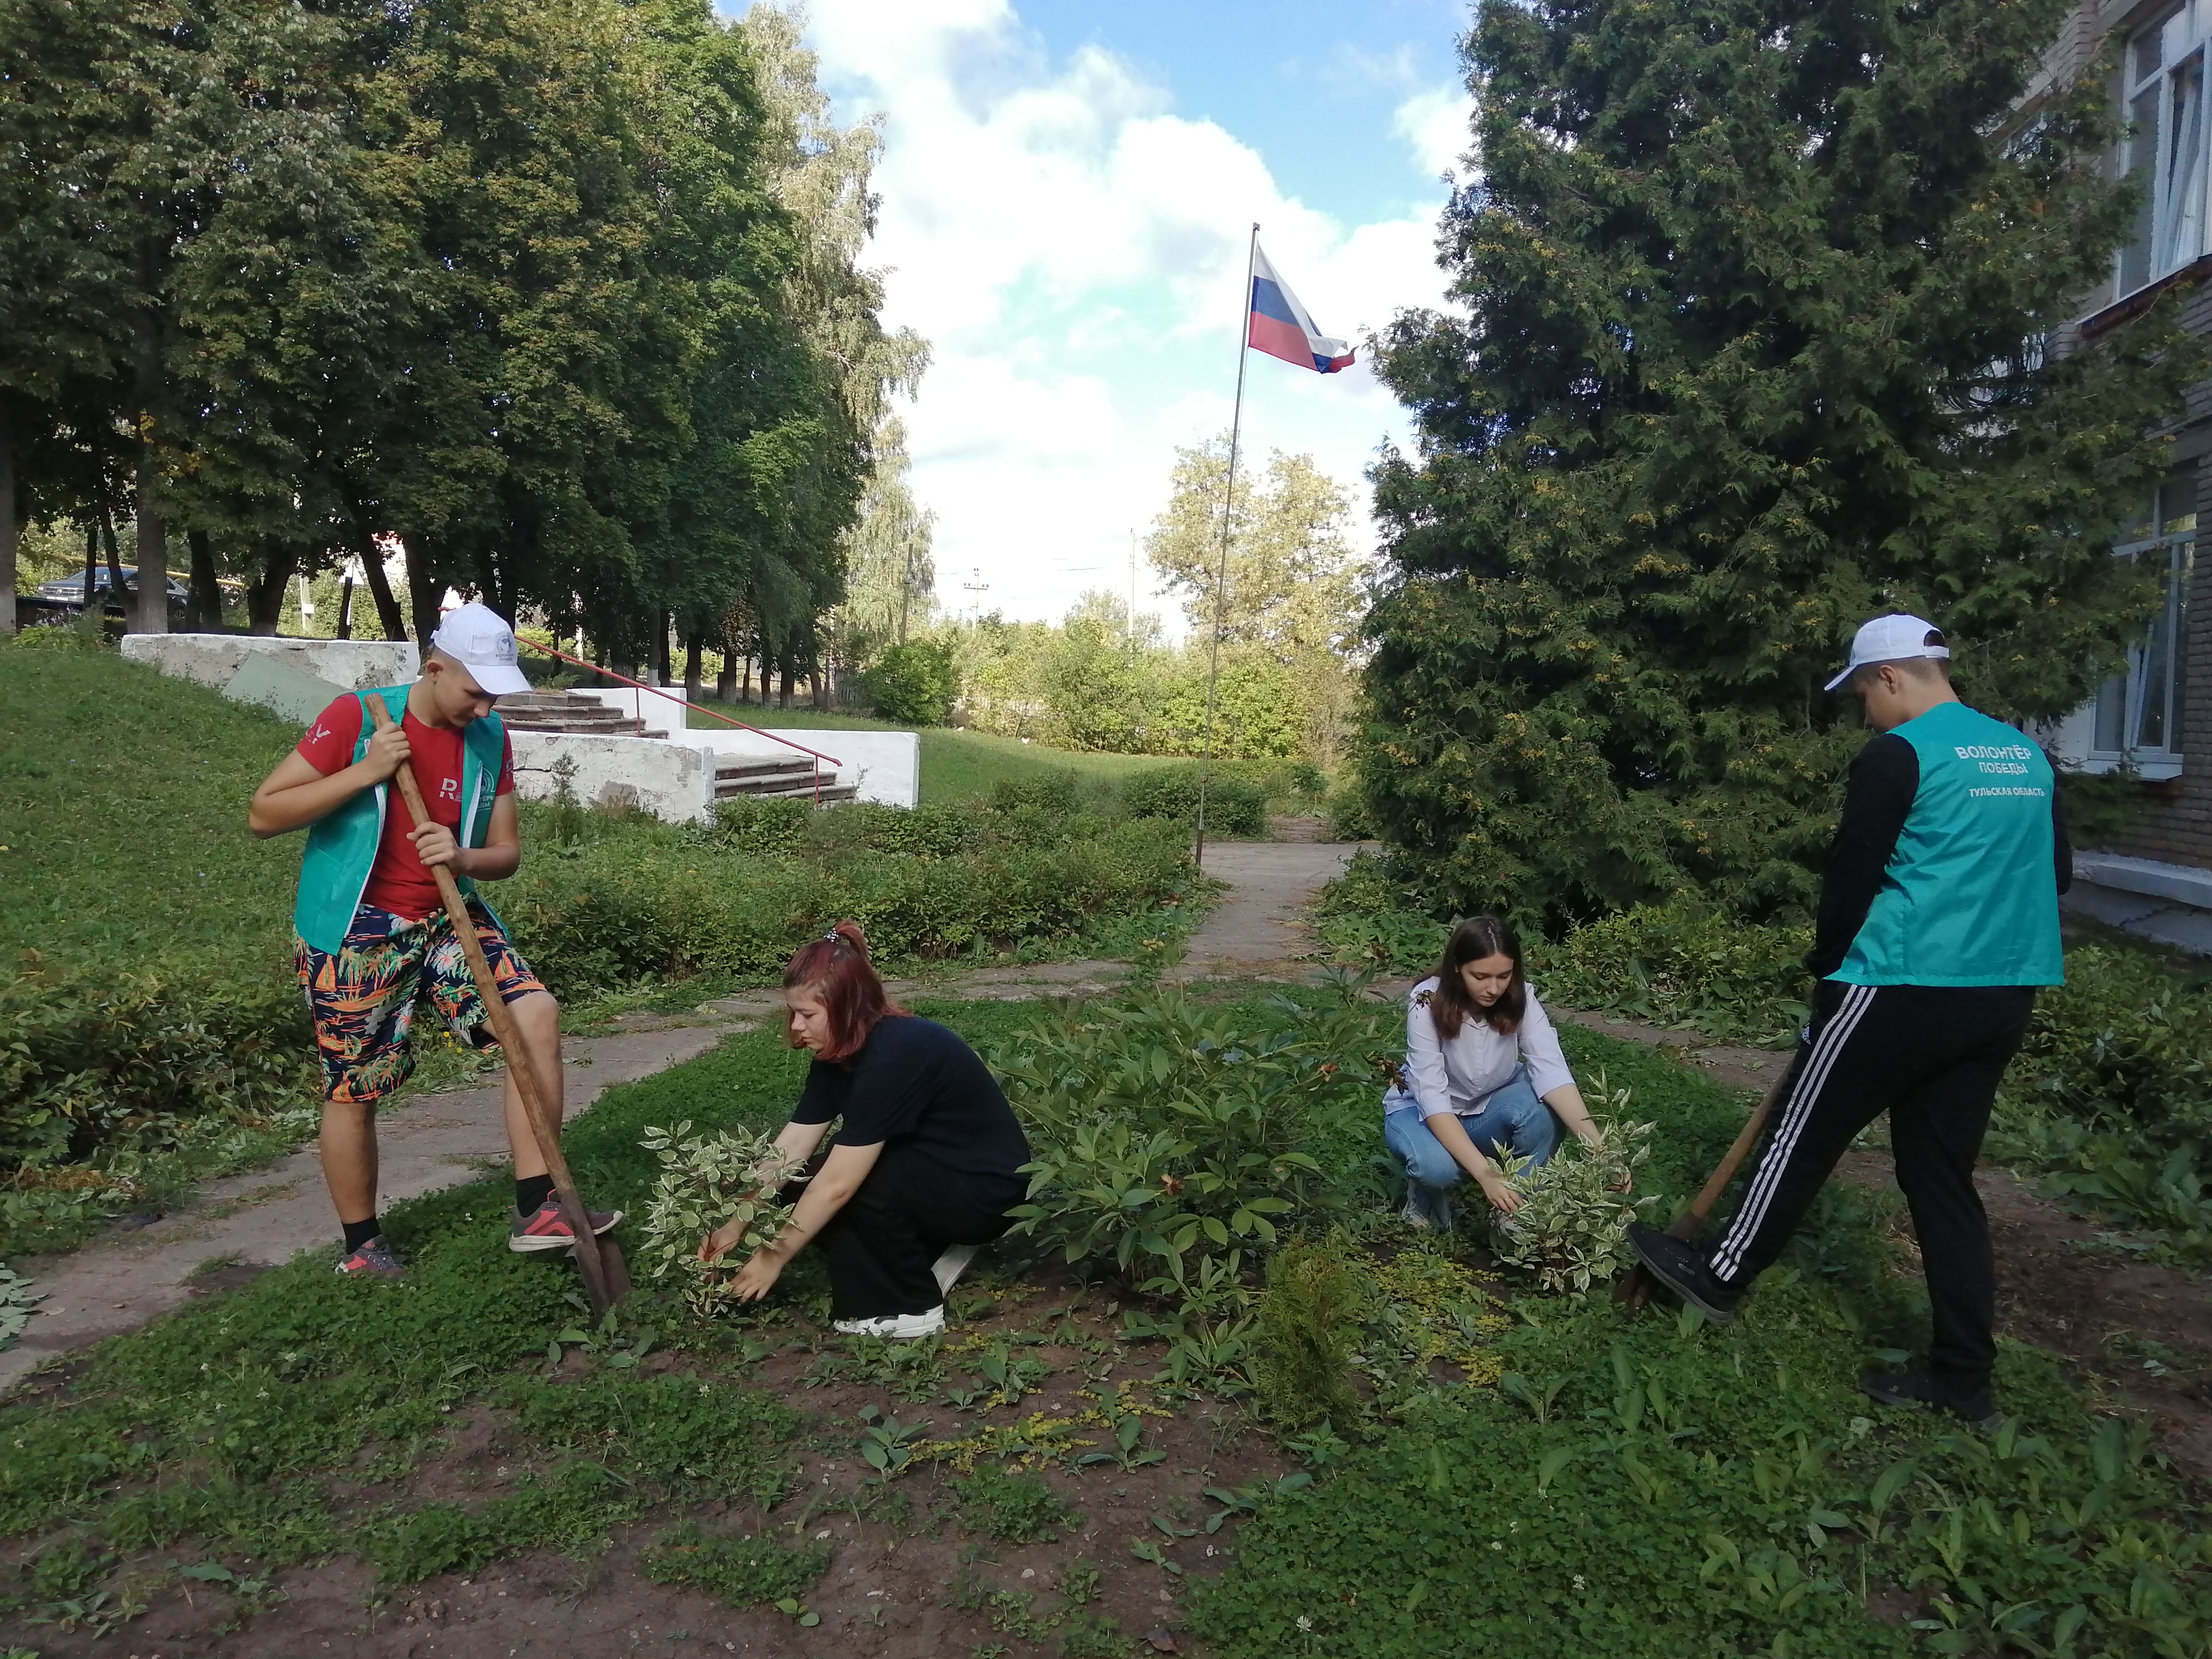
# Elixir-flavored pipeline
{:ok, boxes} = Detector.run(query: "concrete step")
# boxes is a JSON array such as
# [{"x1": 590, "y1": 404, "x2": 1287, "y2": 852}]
[
  {"x1": 498, "y1": 691, "x2": 667, "y2": 741},
  {"x1": 714, "y1": 757, "x2": 818, "y2": 782},
  {"x1": 715, "y1": 780, "x2": 859, "y2": 804}
]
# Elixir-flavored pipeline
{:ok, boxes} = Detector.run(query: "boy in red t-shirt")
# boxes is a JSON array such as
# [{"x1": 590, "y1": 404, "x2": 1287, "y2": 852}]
[{"x1": 249, "y1": 605, "x2": 620, "y2": 1277}]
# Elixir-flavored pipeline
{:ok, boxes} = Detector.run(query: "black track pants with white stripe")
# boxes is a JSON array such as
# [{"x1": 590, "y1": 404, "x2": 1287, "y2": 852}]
[{"x1": 1707, "y1": 980, "x2": 2036, "y2": 1387}]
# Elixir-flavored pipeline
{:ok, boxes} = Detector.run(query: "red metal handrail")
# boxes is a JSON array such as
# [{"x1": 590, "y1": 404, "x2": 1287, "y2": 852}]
[
  {"x1": 512, "y1": 638, "x2": 843, "y2": 768},
  {"x1": 511, "y1": 638, "x2": 841, "y2": 807}
]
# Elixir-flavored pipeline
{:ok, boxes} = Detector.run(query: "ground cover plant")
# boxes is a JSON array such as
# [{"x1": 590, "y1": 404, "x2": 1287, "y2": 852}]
[
  {"x1": 0, "y1": 646, "x2": 1200, "y2": 1254},
  {"x1": 3, "y1": 988, "x2": 2206, "y2": 1656}
]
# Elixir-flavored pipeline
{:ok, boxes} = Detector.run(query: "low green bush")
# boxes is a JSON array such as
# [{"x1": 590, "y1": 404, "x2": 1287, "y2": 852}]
[
  {"x1": 1538, "y1": 907, "x2": 1811, "y2": 1045},
  {"x1": 1120, "y1": 766, "x2": 1267, "y2": 837},
  {"x1": 988, "y1": 768, "x2": 1083, "y2": 816},
  {"x1": 859, "y1": 639, "x2": 959, "y2": 726},
  {"x1": 1252, "y1": 1235, "x2": 1365, "y2": 1430},
  {"x1": 1308, "y1": 850, "x2": 1451, "y2": 973},
  {"x1": 0, "y1": 961, "x2": 314, "y2": 1171},
  {"x1": 1991, "y1": 944, "x2": 2212, "y2": 1262},
  {"x1": 505, "y1": 810, "x2": 1191, "y2": 1000},
  {"x1": 999, "y1": 982, "x2": 1382, "y2": 1292}
]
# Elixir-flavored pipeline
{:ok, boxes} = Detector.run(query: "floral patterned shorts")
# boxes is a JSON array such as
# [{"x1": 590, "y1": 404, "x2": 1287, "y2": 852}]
[{"x1": 293, "y1": 901, "x2": 545, "y2": 1105}]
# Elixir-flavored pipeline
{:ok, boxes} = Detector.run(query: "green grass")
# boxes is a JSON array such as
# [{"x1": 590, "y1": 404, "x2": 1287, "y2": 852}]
[
  {"x1": 2, "y1": 998, "x2": 2205, "y2": 1656},
  {"x1": 0, "y1": 642, "x2": 305, "y2": 970},
  {"x1": 683, "y1": 700, "x2": 1176, "y2": 804}
]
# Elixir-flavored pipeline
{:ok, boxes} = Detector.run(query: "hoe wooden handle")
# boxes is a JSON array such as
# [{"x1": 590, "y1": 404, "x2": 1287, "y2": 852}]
[
  {"x1": 365, "y1": 697, "x2": 625, "y2": 1314},
  {"x1": 1666, "y1": 1063, "x2": 1791, "y2": 1239}
]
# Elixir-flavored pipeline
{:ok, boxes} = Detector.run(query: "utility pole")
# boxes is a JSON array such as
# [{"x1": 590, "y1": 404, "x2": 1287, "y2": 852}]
[
  {"x1": 1128, "y1": 527, "x2": 1138, "y2": 653},
  {"x1": 961, "y1": 566, "x2": 989, "y2": 619}
]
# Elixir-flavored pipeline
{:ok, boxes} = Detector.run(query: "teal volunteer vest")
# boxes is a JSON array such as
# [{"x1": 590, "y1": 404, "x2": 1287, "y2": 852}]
[
  {"x1": 1834, "y1": 701, "x2": 2063, "y2": 988},
  {"x1": 292, "y1": 686, "x2": 508, "y2": 953}
]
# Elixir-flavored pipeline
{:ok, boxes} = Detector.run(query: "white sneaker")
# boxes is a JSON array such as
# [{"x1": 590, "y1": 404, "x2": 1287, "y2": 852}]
[
  {"x1": 932, "y1": 1243, "x2": 979, "y2": 1297},
  {"x1": 833, "y1": 1305, "x2": 946, "y2": 1340},
  {"x1": 1399, "y1": 1197, "x2": 1434, "y2": 1231}
]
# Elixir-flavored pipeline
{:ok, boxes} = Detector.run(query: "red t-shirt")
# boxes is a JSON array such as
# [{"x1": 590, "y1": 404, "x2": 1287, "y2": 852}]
[{"x1": 297, "y1": 695, "x2": 516, "y2": 922}]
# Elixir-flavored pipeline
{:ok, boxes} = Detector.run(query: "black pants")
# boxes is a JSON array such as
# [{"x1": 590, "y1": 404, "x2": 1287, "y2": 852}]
[
  {"x1": 808, "y1": 1143, "x2": 1018, "y2": 1319},
  {"x1": 1706, "y1": 981, "x2": 2035, "y2": 1389}
]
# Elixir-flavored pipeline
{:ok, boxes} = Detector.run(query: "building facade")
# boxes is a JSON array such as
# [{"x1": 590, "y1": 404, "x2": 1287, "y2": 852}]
[{"x1": 2031, "y1": 1, "x2": 2212, "y2": 950}]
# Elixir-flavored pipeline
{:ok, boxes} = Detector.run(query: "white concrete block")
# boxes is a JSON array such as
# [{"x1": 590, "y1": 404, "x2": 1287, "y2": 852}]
[
  {"x1": 122, "y1": 633, "x2": 418, "y2": 692},
  {"x1": 2072, "y1": 851, "x2": 2212, "y2": 910},
  {"x1": 506, "y1": 729, "x2": 716, "y2": 825},
  {"x1": 222, "y1": 657, "x2": 357, "y2": 727},
  {"x1": 569, "y1": 688, "x2": 918, "y2": 807},
  {"x1": 678, "y1": 728, "x2": 918, "y2": 808}
]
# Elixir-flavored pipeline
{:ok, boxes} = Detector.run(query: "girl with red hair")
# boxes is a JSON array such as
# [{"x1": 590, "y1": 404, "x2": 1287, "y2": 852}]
[{"x1": 699, "y1": 921, "x2": 1031, "y2": 1338}]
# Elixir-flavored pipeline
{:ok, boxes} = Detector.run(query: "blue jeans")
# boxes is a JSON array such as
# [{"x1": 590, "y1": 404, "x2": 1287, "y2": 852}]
[{"x1": 1385, "y1": 1071, "x2": 1563, "y2": 1221}]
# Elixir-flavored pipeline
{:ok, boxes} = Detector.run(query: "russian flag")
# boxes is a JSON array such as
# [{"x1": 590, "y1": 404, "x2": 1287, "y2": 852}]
[{"x1": 1247, "y1": 244, "x2": 1354, "y2": 374}]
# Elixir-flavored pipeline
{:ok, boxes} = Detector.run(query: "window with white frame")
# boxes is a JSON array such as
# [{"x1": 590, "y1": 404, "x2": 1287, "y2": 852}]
[
  {"x1": 2117, "y1": 3, "x2": 2212, "y2": 298},
  {"x1": 2088, "y1": 473, "x2": 2195, "y2": 775}
]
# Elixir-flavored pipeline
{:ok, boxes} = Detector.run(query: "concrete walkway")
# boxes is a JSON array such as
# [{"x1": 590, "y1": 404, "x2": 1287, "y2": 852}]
[
  {"x1": 1177, "y1": 840, "x2": 1360, "y2": 977},
  {"x1": 1, "y1": 839, "x2": 1364, "y2": 1395},
  {"x1": 1, "y1": 1020, "x2": 733, "y2": 1394}
]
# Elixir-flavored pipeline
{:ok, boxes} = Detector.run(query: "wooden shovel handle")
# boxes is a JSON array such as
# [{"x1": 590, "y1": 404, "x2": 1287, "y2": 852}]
[
  {"x1": 1669, "y1": 1060, "x2": 1793, "y2": 1237},
  {"x1": 364, "y1": 696, "x2": 621, "y2": 1310}
]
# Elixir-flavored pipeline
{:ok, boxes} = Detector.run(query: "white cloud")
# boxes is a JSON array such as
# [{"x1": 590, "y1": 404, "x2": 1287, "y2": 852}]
[
  {"x1": 1393, "y1": 84, "x2": 1473, "y2": 183},
  {"x1": 800, "y1": 0, "x2": 1457, "y2": 629}
]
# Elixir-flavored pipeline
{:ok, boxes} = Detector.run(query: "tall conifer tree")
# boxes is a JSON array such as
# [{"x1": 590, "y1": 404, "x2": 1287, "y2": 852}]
[{"x1": 1362, "y1": 0, "x2": 2198, "y2": 929}]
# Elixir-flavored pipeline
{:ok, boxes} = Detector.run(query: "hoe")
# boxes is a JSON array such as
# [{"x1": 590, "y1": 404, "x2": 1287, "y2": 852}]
[{"x1": 367, "y1": 698, "x2": 630, "y2": 1317}]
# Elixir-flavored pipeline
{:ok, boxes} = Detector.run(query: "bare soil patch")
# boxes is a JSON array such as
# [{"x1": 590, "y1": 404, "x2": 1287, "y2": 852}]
[{"x1": 1, "y1": 1276, "x2": 1286, "y2": 1658}]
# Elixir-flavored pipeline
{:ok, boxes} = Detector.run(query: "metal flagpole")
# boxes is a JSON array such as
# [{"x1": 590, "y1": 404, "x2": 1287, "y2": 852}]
[{"x1": 1194, "y1": 222, "x2": 1259, "y2": 875}]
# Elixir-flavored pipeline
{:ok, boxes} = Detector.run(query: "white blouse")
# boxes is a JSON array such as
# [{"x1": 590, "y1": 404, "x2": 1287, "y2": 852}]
[{"x1": 1386, "y1": 976, "x2": 1575, "y2": 1119}]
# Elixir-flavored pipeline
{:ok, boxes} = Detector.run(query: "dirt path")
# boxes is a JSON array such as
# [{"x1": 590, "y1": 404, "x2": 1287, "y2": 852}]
[{"x1": 1552, "y1": 1006, "x2": 2212, "y2": 1475}]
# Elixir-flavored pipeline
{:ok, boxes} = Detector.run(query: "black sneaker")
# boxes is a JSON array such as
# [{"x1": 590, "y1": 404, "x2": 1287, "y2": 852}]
[
  {"x1": 1859, "y1": 1368, "x2": 2004, "y2": 1431},
  {"x1": 1627, "y1": 1222, "x2": 1742, "y2": 1324}
]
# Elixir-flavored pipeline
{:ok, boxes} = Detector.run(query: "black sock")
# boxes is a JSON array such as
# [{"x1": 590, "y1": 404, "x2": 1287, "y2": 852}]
[
  {"x1": 342, "y1": 1216, "x2": 382, "y2": 1251},
  {"x1": 515, "y1": 1174, "x2": 555, "y2": 1214}
]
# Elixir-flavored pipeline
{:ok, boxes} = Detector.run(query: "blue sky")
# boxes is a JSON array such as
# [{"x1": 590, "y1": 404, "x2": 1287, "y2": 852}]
[
  {"x1": 772, "y1": 0, "x2": 1476, "y2": 629},
  {"x1": 1006, "y1": 0, "x2": 1467, "y2": 224}
]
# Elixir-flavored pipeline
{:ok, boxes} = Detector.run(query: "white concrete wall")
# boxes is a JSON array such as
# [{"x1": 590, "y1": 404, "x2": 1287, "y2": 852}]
[
  {"x1": 506, "y1": 730, "x2": 716, "y2": 825},
  {"x1": 122, "y1": 633, "x2": 418, "y2": 693},
  {"x1": 573, "y1": 687, "x2": 918, "y2": 807},
  {"x1": 677, "y1": 730, "x2": 918, "y2": 808}
]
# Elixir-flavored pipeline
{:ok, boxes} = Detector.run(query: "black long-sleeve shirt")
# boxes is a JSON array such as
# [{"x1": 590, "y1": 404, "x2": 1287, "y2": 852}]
[{"x1": 1806, "y1": 734, "x2": 2073, "y2": 979}]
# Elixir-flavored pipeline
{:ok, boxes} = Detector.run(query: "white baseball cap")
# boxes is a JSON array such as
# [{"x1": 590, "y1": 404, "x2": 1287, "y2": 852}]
[
  {"x1": 429, "y1": 601, "x2": 532, "y2": 696},
  {"x1": 1824, "y1": 613, "x2": 1950, "y2": 692}
]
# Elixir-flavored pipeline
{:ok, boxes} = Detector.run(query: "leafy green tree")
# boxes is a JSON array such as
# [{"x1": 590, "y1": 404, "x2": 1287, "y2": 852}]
[
  {"x1": 1149, "y1": 439, "x2": 1364, "y2": 760},
  {"x1": 738, "y1": 2, "x2": 927, "y2": 674},
  {"x1": 1360, "y1": 0, "x2": 2200, "y2": 932},
  {"x1": 827, "y1": 416, "x2": 936, "y2": 665}
]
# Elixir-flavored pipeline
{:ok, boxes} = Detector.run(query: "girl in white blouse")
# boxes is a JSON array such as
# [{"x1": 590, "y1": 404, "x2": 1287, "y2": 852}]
[{"x1": 1384, "y1": 915, "x2": 1610, "y2": 1229}]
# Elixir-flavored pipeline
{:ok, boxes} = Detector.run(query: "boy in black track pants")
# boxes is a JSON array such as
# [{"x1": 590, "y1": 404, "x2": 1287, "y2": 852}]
[{"x1": 1629, "y1": 615, "x2": 2070, "y2": 1428}]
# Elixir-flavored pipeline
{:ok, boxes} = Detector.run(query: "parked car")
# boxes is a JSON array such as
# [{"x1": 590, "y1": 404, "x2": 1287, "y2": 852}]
[
  {"x1": 35, "y1": 566, "x2": 190, "y2": 607},
  {"x1": 19, "y1": 566, "x2": 191, "y2": 628}
]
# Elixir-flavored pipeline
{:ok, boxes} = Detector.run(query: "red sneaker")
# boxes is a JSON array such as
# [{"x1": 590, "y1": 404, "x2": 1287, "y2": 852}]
[
  {"x1": 508, "y1": 1198, "x2": 624, "y2": 1254},
  {"x1": 335, "y1": 1236, "x2": 405, "y2": 1278}
]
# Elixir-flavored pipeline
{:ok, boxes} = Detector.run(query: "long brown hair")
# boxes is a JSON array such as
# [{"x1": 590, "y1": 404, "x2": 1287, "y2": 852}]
[
  {"x1": 1426, "y1": 915, "x2": 1527, "y2": 1041},
  {"x1": 782, "y1": 920, "x2": 908, "y2": 1062}
]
